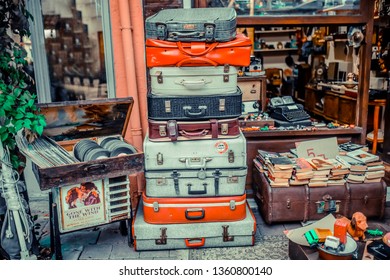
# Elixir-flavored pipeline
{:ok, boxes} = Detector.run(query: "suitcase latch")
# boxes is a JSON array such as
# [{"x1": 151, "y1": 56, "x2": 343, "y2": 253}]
[
  {"x1": 227, "y1": 176, "x2": 238, "y2": 184},
  {"x1": 153, "y1": 202, "x2": 159, "y2": 212},
  {"x1": 221, "y1": 123, "x2": 228, "y2": 135},
  {"x1": 222, "y1": 225, "x2": 234, "y2": 242},
  {"x1": 223, "y1": 64, "x2": 229, "y2": 82},
  {"x1": 229, "y1": 200, "x2": 236, "y2": 210},
  {"x1": 228, "y1": 150, "x2": 234, "y2": 163},
  {"x1": 156, "y1": 71, "x2": 163, "y2": 84},
  {"x1": 204, "y1": 24, "x2": 215, "y2": 42},
  {"x1": 157, "y1": 24, "x2": 167, "y2": 40},
  {"x1": 155, "y1": 227, "x2": 167, "y2": 245},
  {"x1": 286, "y1": 199, "x2": 291, "y2": 209},
  {"x1": 164, "y1": 100, "x2": 171, "y2": 113},
  {"x1": 219, "y1": 99, "x2": 225, "y2": 111},
  {"x1": 167, "y1": 120, "x2": 178, "y2": 141},
  {"x1": 159, "y1": 125, "x2": 167, "y2": 137},
  {"x1": 157, "y1": 152, "x2": 163, "y2": 165}
]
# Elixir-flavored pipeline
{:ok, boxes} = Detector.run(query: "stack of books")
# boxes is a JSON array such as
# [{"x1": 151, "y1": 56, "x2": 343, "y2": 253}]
[
  {"x1": 290, "y1": 158, "x2": 314, "y2": 186},
  {"x1": 266, "y1": 156, "x2": 295, "y2": 187},
  {"x1": 305, "y1": 157, "x2": 334, "y2": 187}
]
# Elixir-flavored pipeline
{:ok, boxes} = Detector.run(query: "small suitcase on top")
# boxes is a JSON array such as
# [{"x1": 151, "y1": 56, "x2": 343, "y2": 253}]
[
  {"x1": 149, "y1": 65, "x2": 238, "y2": 96},
  {"x1": 145, "y1": 8, "x2": 237, "y2": 42},
  {"x1": 141, "y1": 192, "x2": 247, "y2": 224},
  {"x1": 147, "y1": 88, "x2": 243, "y2": 121},
  {"x1": 132, "y1": 199, "x2": 256, "y2": 251},
  {"x1": 145, "y1": 33, "x2": 252, "y2": 67},
  {"x1": 147, "y1": 118, "x2": 240, "y2": 142}
]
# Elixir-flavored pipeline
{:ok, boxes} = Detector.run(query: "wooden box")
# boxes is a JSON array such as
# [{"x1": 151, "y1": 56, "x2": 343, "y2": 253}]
[
  {"x1": 238, "y1": 76, "x2": 267, "y2": 112},
  {"x1": 31, "y1": 98, "x2": 144, "y2": 190}
]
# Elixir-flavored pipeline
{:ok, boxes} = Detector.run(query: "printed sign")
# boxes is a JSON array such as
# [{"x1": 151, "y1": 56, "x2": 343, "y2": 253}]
[
  {"x1": 295, "y1": 137, "x2": 339, "y2": 159},
  {"x1": 214, "y1": 141, "x2": 229, "y2": 154},
  {"x1": 58, "y1": 180, "x2": 107, "y2": 232}
]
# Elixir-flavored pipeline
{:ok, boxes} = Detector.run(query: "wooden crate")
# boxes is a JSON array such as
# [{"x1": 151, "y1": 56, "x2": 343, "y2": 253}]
[{"x1": 32, "y1": 98, "x2": 144, "y2": 190}]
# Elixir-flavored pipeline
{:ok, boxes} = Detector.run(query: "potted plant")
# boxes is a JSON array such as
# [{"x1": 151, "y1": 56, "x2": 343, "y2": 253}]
[{"x1": 0, "y1": 0, "x2": 46, "y2": 259}]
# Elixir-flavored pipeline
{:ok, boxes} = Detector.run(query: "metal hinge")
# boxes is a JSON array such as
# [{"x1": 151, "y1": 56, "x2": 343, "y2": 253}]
[
  {"x1": 156, "y1": 71, "x2": 163, "y2": 84},
  {"x1": 157, "y1": 152, "x2": 163, "y2": 165},
  {"x1": 171, "y1": 170, "x2": 180, "y2": 195},
  {"x1": 155, "y1": 227, "x2": 167, "y2": 245},
  {"x1": 164, "y1": 100, "x2": 171, "y2": 113},
  {"x1": 228, "y1": 150, "x2": 234, "y2": 163},
  {"x1": 222, "y1": 225, "x2": 234, "y2": 242},
  {"x1": 223, "y1": 64, "x2": 230, "y2": 82},
  {"x1": 229, "y1": 200, "x2": 236, "y2": 210},
  {"x1": 219, "y1": 98, "x2": 225, "y2": 111},
  {"x1": 221, "y1": 123, "x2": 228, "y2": 135},
  {"x1": 153, "y1": 202, "x2": 159, "y2": 212},
  {"x1": 159, "y1": 125, "x2": 167, "y2": 137}
]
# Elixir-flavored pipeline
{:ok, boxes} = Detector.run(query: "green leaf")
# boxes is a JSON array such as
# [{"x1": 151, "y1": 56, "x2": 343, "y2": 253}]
[
  {"x1": 35, "y1": 125, "x2": 44, "y2": 136},
  {"x1": 14, "y1": 120, "x2": 24, "y2": 131},
  {"x1": 0, "y1": 132, "x2": 8, "y2": 142}
]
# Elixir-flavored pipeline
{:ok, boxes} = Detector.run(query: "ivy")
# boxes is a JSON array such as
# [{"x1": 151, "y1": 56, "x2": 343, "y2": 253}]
[{"x1": 0, "y1": 0, "x2": 46, "y2": 169}]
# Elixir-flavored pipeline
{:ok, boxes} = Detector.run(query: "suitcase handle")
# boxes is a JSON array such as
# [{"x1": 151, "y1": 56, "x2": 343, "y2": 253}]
[
  {"x1": 185, "y1": 238, "x2": 205, "y2": 248},
  {"x1": 183, "y1": 105, "x2": 207, "y2": 117},
  {"x1": 176, "y1": 57, "x2": 218, "y2": 67},
  {"x1": 175, "y1": 79, "x2": 211, "y2": 90},
  {"x1": 177, "y1": 41, "x2": 218, "y2": 56},
  {"x1": 179, "y1": 157, "x2": 212, "y2": 169},
  {"x1": 188, "y1": 183, "x2": 207, "y2": 195},
  {"x1": 180, "y1": 129, "x2": 209, "y2": 137},
  {"x1": 185, "y1": 208, "x2": 205, "y2": 220}
]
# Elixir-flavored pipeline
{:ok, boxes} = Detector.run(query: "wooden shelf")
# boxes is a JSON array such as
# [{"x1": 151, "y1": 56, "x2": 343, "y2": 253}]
[
  {"x1": 253, "y1": 48, "x2": 298, "y2": 53},
  {"x1": 255, "y1": 29, "x2": 298, "y2": 34}
]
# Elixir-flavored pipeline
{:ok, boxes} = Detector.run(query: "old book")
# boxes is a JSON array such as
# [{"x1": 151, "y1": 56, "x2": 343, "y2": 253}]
[
  {"x1": 289, "y1": 177, "x2": 309, "y2": 186},
  {"x1": 308, "y1": 180, "x2": 328, "y2": 187},
  {"x1": 327, "y1": 178, "x2": 346, "y2": 186},
  {"x1": 294, "y1": 158, "x2": 313, "y2": 173},
  {"x1": 269, "y1": 156, "x2": 295, "y2": 170},
  {"x1": 335, "y1": 155, "x2": 367, "y2": 172},
  {"x1": 294, "y1": 170, "x2": 314, "y2": 180},
  {"x1": 364, "y1": 178, "x2": 382, "y2": 183},
  {"x1": 365, "y1": 170, "x2": 385, "y2": 180},
  {"x1": 306, "y1": 157, "x2": 334, "y2": 171},
  {"x1": 346, "y1": 149, "x2": 379, "y2": 164},
  {"x1": 267, "y1": 168, "x2": 293, "y2": 179},
  {"x1": 346, "y1": 173, "x2": 365, "y2": 183}
]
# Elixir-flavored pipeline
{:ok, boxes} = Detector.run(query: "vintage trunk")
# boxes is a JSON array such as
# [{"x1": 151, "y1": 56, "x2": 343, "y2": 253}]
[
  {"x1": 149, "y1": 65, "x2": 238, "y2": 95},
  {"x1": 147, "y1": 118, "x2": 240, "y2": 142},
  {"x1": 147, "y1": 88, "x2": 243, "y2": 120},
  {"x1": 252, "y1": 169, "x2": 308, "y2": 224},
  {"x1": 145, "y1": 167, "x2": 247, "y2": 197},
  {"x1": 145, "y1": 7, "x2": 237, "y2": 42},
  {"x1": 143, "y1": 131, "x2": 247, "y2": 171},
  {"x1": 145, "y1": 33, "x2": 252, "y2": 67},
  {"x1": 142, "y1": 192, "x2": 247, "y2": 224},
  {"x1": 345, "y1": 181, "x2": 387, "y2": 219},
  {"x1": 29, "y1": 98, "x2": 144, "y2": 190},
  {"x1": 132, "y1": 200, "x2": 256, "y2": 251}
]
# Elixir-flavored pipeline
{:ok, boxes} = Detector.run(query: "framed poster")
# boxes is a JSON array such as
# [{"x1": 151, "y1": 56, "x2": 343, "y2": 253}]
[{"x1": 58, "y1": 180, "x2": 107, "y2": 232}]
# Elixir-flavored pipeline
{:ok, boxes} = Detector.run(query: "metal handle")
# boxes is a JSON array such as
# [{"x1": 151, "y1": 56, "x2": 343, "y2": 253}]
[
  {"x1": 179, "y1": 157, "x2": 212, "y2": 169},
  {"x1": 185, "y1": 208, "x2": 205, "y2": 220},
  {"x1": 188, "y1": 183, "x2": 207, "y2": 195},
  {"x1": 183, "y1": 105, "x2": 207, "y2": 117},
  {"x1": 175, "y1": 79, "x2": 211, "y2": 90},
  {"x1": 83, "y1": 163, "x2": 106, "y2": 173},
  {"x1": 176, "y1": 41, "x2": 218, "y2": 56}
]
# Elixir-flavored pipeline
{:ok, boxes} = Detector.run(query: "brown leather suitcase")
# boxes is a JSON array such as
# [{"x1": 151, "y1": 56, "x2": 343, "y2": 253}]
[
  {"x1": 252, "y1": 169, "x2": 307, "y2": 224},
  {"x1": 147, "y1": 118, "x2": 240, "y2": 141},
  {"x1": 252, "y1": 167, "x2": 387, "y2": 224}
]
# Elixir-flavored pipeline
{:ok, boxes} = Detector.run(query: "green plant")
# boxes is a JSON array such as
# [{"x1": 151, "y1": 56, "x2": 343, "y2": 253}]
[{"x1": 0, "y1": 0, "x2": 46, "y2": 169}]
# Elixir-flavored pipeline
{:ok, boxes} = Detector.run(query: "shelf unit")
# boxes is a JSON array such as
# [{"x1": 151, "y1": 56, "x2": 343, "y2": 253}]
[{"x1": 197, "y1": 0, "x2": 375, "y2": 143}]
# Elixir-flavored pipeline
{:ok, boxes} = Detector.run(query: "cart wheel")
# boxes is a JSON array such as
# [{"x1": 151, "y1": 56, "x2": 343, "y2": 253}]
[{"x1": 119, "y1": 220, "x2": 128, "y2": 236}]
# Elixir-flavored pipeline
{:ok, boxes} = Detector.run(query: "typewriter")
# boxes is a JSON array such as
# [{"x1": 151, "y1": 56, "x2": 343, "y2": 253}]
[{"x1": 268, "y1": 96, "x2": 311, "y2": 127}]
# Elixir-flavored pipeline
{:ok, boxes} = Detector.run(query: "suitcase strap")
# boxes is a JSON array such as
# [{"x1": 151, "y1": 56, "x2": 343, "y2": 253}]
[
  {"x1": 177, "y1": 41, "x2": 218, "y2": 56},
  {"x1": 213, "y1": 169, "x2": 221, "y2": 195},
  {"x1": 171, "y1": 170, "x2": 180, "y2": 195}
]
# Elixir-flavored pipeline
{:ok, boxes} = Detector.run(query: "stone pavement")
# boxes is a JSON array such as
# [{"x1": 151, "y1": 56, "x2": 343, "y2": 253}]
[{"x1": 28, "y1": 189, "x2": 390, "y2": 260}]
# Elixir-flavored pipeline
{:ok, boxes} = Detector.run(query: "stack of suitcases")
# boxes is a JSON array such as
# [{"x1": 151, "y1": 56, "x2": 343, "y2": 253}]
[{"x1": 132, "y1": 7, "x2": 257, "y2": 251}]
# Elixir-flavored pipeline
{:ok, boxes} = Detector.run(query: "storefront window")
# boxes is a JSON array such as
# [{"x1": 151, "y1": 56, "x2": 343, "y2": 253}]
[
  {"x1": 27, "y1": 0, "x2": 115, "y2": 102},
  {"x1": 206, "y1": 0, "x2": 361, "y2": 17}
]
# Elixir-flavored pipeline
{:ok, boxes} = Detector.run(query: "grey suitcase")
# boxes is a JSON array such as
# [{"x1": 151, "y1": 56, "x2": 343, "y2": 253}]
[
  {"x1": 147, "y1": 87, "x2": 243, "y2": 120},
  {"x1": 145, "y1": 167, "x2": 247, "y2": 197},
  {"x1": 132, "y1": 200, "x2": 256, "y2": 251},
  {"x1": 143, "y1": 130, "x2": 247, "y2": 171},
  {"x1": 149, "y1": 65, "x2": 238, "y2": 96},
  {"x1": 145, "y1": 8, "x2": 237, "y2": 42}
]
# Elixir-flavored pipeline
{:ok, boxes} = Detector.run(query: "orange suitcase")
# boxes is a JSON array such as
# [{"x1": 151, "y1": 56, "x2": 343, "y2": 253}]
[
  {"x1": 142, "y1": 192, "x2": 247, "y2": 224},
  {"x1": 145, "y1": 33, "x2": 252, "y2": 67}
]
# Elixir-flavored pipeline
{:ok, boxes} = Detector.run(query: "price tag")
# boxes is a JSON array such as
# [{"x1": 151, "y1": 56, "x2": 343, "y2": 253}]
[{"x1": 295, "y1": 137, "x2": 339, "y2": 159}]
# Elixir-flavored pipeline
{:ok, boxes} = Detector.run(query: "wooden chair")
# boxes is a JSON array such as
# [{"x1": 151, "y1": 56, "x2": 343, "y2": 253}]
[{"x1": 366, "y1": 99, "x2": 386, "y2": 154}]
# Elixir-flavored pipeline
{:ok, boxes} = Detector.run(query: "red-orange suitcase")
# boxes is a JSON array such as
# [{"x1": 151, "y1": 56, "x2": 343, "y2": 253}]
[
  {"x1": 142, "y1": 192, "x2": 247, "y2": 224},
  {"x1": 145, "y1": 33, "x2": 252, "y2": 67}
]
